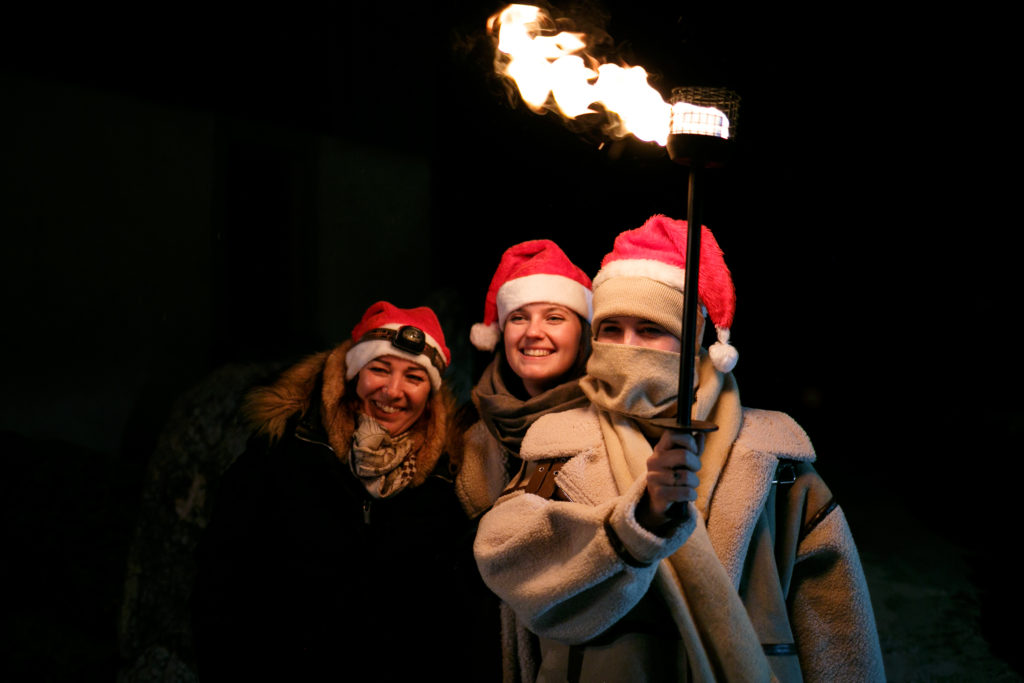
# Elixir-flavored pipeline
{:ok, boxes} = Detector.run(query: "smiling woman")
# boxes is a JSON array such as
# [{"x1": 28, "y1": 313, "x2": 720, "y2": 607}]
[
  {"x1": 454, "y1": 240, "x2": 593, "y2": 519},
  {"x1": 190, "y1": 300, "x2": 500, "y2": 681}
]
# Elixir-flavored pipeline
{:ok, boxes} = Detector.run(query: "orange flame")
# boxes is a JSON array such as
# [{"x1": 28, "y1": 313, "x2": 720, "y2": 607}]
[{"x1": 488, "y1": 4, "x2": 728, "y2": 146}]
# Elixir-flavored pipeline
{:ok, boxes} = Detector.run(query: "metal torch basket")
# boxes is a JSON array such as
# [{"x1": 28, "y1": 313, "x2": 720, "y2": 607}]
[{"x1": 666, "y1": 87, "x2": 741, "y2": 168}]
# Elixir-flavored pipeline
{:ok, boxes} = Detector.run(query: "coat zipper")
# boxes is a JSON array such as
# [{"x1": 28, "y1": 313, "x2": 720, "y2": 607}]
[{"x1": 293, "y1": 432, "x2": 373, "y2": 525}]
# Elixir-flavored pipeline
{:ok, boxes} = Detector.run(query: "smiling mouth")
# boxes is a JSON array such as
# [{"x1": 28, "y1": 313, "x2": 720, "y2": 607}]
[
  {"x1": 521, "y1": 349, "x2": 553, "y2": 357},
  {"x1": 373, "y1": 401, "x2": 402, "y2": 414}
]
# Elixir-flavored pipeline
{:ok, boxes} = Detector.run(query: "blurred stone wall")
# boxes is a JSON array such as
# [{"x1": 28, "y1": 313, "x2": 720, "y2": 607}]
[{"x1": 116, "y1": 362, "x2": 282, "y2": 681}]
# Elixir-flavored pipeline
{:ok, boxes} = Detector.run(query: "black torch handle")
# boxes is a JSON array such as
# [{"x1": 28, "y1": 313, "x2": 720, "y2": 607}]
[
  {"x1": 666, "y1": 161, "x2": 718, "y2": 521},
  {"x1": 678, "y1": 162, "x2": 718, "y2": 435},
  {"x1": 678, "y1": 162, "x2": 703, "y2": 431}
]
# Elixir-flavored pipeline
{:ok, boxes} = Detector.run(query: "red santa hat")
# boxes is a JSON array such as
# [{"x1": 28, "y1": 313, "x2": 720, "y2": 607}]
[
  {"x1": 592, "y1": 214, "x2": 738, "y2": 372},
  {"x1": 345, "y1": 301, "x2": 451, "y2": 390},
  {"x1": 470, "y1": 239, "x2": 593, "y2": 351}
]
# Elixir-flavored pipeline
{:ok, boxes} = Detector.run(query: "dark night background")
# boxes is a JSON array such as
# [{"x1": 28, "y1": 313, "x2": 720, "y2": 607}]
[{"x1": 1, "y1": 1, "x2": 1018, "y2": 680}]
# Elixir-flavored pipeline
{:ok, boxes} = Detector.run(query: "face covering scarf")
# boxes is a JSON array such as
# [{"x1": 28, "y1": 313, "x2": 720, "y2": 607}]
[
  {"x1": 579, "y1": 342, "x2": 681, "y2": 424},
  {"x1": 349, "y1": 413, "x2": 418, "y2": 498}
]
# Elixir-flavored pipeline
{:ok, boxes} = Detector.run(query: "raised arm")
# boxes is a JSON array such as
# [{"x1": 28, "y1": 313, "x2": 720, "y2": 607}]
[{"x1": 473, "y1": 473, "x2": 695, "y2": 643}]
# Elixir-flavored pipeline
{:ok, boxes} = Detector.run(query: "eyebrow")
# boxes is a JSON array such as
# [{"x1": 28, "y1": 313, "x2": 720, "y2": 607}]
[
  {"x1": 370, "y1": 359, "x2": 428, "y2": 377},
  {"x1": 515, "y1": 304, "x2": 572, "y2": 315}
]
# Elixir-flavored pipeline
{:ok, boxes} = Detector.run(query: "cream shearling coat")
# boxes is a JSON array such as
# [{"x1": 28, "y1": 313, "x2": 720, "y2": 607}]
[{"x1": 473, "y1": 404, "x2": 885, "y2": 682}]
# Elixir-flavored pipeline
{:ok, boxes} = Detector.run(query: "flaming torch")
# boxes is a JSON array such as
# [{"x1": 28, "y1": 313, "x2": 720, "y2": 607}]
[{"x1": 487, "y1": 4, "x2": 740, "y2": 433}]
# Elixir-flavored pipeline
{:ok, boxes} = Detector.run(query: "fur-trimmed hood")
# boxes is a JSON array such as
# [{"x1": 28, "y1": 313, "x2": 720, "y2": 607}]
[{"x1": 242, "y1": 339, "x2": 458, "y2": 488}]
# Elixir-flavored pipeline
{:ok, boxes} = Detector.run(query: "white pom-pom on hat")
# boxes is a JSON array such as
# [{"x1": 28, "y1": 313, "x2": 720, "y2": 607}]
[
  {"x1": 708, "y1": 328, "x2": 738, "y2": 373},
  {"x1": 469, "y1": 322, "x2": 502, "y2": 352}
]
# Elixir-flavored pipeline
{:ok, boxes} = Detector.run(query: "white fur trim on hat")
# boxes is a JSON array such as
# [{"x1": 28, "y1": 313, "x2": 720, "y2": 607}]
[
  {"x1": 345, "y1": 323, "x2": 445, "y2": 389},
  {"x1": 495, "y1": 273, "x2": 594, "y2": 329},
  {"x1": 592, "y1": 258, "x2": 686, "y2": 293}
]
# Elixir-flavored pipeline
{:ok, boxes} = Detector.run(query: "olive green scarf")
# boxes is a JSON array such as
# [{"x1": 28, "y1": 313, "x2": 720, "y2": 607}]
[{"x1": 471, "y1": 349, "x2": 589, "y2": 458}]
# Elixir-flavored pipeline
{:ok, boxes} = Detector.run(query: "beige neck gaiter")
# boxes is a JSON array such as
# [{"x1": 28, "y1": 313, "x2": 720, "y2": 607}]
[{"x1": 579, "y1": 341, "x2": 682, "y2": 421}]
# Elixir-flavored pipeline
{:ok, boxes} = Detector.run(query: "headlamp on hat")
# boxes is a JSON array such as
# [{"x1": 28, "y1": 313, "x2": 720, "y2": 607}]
[
  {"x1": 345, "y1": 301, "x2": 452, "y2": 390},
  {"x1": 358, "y1": 325, "x2": 447, "y2": 375}
]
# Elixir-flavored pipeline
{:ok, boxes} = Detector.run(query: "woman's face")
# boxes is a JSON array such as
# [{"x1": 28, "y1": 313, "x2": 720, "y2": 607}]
[
  {"x1": 355, "y1": 355, "x2": 432, "y2": 435},
  {"x1": 595, "y1": 316, "x2": 683, "y2": 353},
  {"x1": 503, "y1": 303, "x2": 583, "y2": 397}
]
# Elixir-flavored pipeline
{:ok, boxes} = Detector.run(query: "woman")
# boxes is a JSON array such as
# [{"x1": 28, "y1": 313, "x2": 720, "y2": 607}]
[
  {"x1": 454, "y1": 239, "x2": 594, "y2": 519},
  {"x1": 191, "y1": 300, "x2": 498, "y2": 681},
  {"x1": 473, "y1": 215, "x2": 884, "y2": 682}
]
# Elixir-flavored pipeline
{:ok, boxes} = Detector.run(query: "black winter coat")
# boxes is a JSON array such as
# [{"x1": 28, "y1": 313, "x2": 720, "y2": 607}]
[{"x1": 191, "y1": 423, "x2": 501, "y2": 681}]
